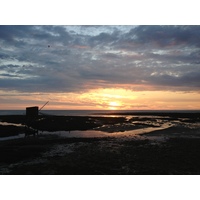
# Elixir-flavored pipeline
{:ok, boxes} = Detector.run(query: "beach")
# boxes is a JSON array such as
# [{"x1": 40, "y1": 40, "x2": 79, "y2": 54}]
[{"x1": 0, "y1": 112, "x2": 200, "y2": 175}]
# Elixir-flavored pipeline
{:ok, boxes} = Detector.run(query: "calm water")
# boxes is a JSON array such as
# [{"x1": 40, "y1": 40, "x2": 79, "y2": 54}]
[
  {"x1": 1, "y1": 109, "x2": 200, "y2": 116},
  {"x1": 1, "y1": 109, "x2": 200, "y2": 141}
]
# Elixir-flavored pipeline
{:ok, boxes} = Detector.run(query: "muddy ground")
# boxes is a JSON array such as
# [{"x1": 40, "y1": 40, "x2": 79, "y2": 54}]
[{"x1": 0, "y1": 112, "x2": 200, "y2": 175}]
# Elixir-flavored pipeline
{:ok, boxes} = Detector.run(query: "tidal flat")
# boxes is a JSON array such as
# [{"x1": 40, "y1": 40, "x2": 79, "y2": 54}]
[{"x1": 0, "y1": 112, "x2": 200, "y2": 175}]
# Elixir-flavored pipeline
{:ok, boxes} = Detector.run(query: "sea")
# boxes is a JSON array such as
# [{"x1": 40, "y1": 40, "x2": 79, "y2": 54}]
[{"x1": 0, "y1": 109, "x2": 200, "y2": 116}]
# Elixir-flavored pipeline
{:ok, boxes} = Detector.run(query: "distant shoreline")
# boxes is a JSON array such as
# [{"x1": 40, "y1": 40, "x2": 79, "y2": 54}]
[
  {"x1": 92, "y1": 111, "x2": 200, "y2": 117},
  {"x1": 1, "y1": 109, "x2": 200, "y2": 116}
]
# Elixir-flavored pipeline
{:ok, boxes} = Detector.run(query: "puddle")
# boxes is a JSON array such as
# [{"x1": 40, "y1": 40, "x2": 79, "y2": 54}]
[
  {"x1": 0, "y1": 121, "x2": 25, "y2": 127},
  {"x1": 41, "y1": 130, "x2": 109, "y2": 138},
  {"x1": 0, "y1": 116, "x2": 199, "y2": 141},
  {"x1": 0, "y1": 134, "x2": 25, "y2": 141},
  {"x1": 39, "y1": 122, "x2": 171, "y2": 139}
]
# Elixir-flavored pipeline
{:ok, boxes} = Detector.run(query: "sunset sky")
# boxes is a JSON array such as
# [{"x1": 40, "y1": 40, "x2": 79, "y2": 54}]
[{"x1": 0, "y1": 25, "x2": 200, "y2": 110}]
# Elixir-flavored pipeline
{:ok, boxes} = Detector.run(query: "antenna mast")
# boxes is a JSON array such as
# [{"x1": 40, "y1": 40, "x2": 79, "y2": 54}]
[{"x1": 39, "y1": 101, "x2": 49, "y2": 111}]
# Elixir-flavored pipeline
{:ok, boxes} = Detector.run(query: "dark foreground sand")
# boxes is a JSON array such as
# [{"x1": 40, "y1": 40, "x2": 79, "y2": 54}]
[{"x1": 0, "y1": 112, "x2": 200, "y2": 175}]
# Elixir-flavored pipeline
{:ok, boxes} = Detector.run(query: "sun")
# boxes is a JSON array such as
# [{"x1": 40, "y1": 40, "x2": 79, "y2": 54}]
[
  {"x1": 108, "y1": 101, "x2": 121, "y2": 110},
  {"x1": 109, "y1": 102, "x2": 119, "y2": 107}
]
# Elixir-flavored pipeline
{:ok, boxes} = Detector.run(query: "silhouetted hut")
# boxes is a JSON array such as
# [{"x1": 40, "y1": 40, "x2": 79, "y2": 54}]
[
  {"x1": 26, "y1": 106, "x2": 38, "y2": 118},
  {"x1": 25, "y1": 106, "x2": 39, "y2": 136}
]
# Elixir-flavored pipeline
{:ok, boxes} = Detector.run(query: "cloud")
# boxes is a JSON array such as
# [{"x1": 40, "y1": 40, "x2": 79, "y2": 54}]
[
  {"x1": 147, "y1": 69, "x2": 200, "y2": 91},
  {"x1": 124, "y1": 25, "x2": 200, "y2": 48},
  {"x1": 0, "y1": 25, "x2": 200, "y2": 94}
]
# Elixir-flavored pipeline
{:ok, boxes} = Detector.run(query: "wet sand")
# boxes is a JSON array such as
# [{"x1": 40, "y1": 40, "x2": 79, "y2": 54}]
[{"x1": 0, "y1": 112, "x2": 200, "y2": 175}]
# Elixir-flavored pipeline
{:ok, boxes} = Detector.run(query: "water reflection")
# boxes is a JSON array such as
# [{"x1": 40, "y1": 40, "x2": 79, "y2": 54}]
[
  {"x1": 40, "y1": 122, "x2": 171, "y2": 138},
  {"x1": 0, "y1": 134, "x2": 25, "y2": 141},
  {"x1": 0, "y1": 121, "x2": 24, "y2": 127},
  {"x1": 0, "y1": 115, "x2": 200, "y2": 141}
]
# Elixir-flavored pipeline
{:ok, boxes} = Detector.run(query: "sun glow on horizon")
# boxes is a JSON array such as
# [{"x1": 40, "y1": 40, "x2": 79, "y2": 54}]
[
  {"x1": 1, "y1": 88, "x2": 200, "y2": 110},
  {"x1": 108, "y1": 101, "x2": 121, "y2": 110}
]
